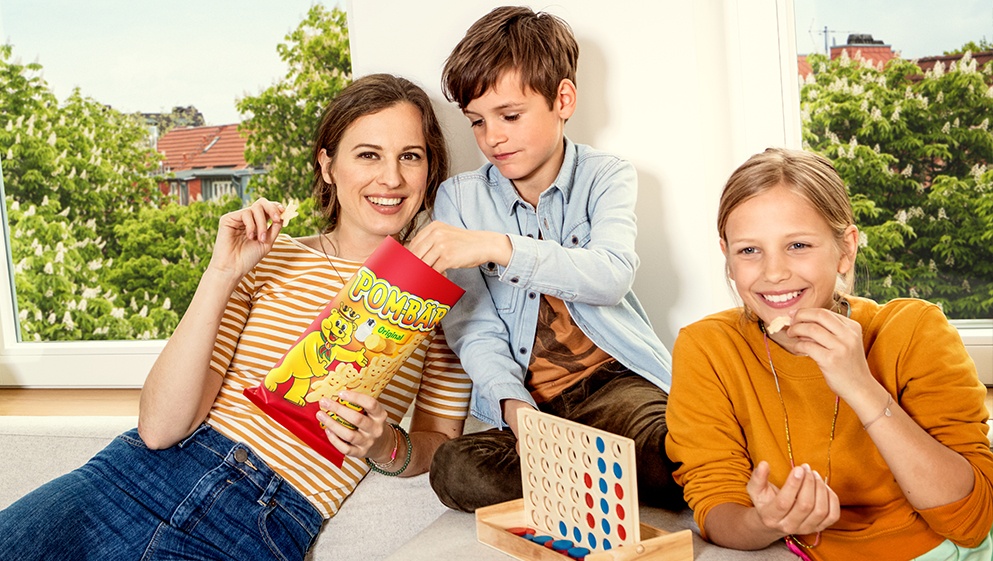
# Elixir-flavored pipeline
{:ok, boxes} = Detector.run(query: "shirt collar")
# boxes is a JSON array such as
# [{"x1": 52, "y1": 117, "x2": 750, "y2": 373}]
[{"x1": 491, "y1": 137, "x2": 578, "y2": 214}]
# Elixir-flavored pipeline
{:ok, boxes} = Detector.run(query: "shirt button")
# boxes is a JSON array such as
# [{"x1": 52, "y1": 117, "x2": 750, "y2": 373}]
[
  {"x1": 528, "y1": 292, "x2": 536, "y2": 299},
  {"x1": 571, "y1": 235, "x2": 579, "y2": 245},
  {"x1": 234, "y1": 449, "x2": 248, "y2": 463},
  {"x1": 510, "y1": 277, "x2": 519, "y2": 284},
  {"x1": 527, "y1": 233, "x2": 534, "y2": 238},
  {"x1": 486, "y1": 262, "x2": 496, "y2": 270},
  {"x1": 519, "y1": 347, "x2": 527, "y2": 355}
]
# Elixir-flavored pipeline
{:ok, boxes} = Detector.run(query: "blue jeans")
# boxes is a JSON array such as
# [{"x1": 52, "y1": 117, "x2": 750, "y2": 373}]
[
  {"x1": 0, "y1": 424, "x2": 323, "y2": 561},
  {"x1": 429, "y1": 361, "x2": 686, "y2": 512}
]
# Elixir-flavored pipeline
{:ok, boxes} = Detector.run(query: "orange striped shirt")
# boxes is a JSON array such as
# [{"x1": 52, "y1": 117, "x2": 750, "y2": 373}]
[{"x1": 206, "y1": 235, "x2": 471, "y2": 518}]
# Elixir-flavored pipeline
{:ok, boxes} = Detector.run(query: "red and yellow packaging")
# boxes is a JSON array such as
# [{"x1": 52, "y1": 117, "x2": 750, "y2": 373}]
[{"x1": 244, "y1": 236, "x2": 464, "y2": 467}]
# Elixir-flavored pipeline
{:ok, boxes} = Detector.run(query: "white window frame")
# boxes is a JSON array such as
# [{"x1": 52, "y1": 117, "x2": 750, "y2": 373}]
[{"x1": 1, "y1": 0, "x2": 988, "y2": 387}]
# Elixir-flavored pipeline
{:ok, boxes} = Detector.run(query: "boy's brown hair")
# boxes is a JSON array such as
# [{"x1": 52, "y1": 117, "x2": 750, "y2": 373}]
[{"x1": 442, "y1": 6, "x2": 579, "y2": 110}]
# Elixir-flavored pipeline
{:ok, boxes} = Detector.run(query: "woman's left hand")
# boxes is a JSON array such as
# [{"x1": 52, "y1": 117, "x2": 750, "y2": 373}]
[
  {"x1": 784, "y1": 307, "x2": 873, "y2": 401},
  {"x1": 317, "y1": 390, "x2": 393, "y2": 461}
]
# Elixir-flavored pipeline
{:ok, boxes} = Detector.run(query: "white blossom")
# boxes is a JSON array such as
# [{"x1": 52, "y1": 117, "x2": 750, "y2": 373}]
[
  {"x1": 43, "y1": 262, "x2": 54, "y2": 274},
  {"x1": 111, "y1": 307, "x2": 125, "y2": 319},
  {"x1": 62, "y1": 311, "x2": 75, "y2": 331}
]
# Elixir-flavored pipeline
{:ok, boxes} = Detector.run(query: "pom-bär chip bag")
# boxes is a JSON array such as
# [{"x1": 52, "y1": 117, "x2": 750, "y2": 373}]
[{"x1": 245, "y1": 236, "x2": 464, "y2": 467}]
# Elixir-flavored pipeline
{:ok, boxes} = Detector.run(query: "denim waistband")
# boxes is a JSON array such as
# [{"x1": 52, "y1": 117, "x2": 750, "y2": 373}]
[{"x1": 180, "y1": 424, "x2": 323, "y2": 532}]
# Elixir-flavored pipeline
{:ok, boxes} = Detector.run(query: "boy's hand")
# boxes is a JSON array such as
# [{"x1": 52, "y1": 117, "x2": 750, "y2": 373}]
[{"x1": 409, "y1": 221, "x2": 512, "y2": 273}]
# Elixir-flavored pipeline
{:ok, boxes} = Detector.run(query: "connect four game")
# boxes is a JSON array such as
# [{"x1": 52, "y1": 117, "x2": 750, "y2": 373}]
[
  {"x1": 518, "y1": 408, "x2": 640, "y2": 551},
  {"x1": 475, "y1": 409, "x2": 693, "y2": 561}
]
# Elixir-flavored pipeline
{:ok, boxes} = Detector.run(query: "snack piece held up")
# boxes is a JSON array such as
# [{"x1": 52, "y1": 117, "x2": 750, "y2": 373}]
[
  {"x1": 766, "y1": 315, "x2": 791, "y2": 335},
  {"x1": 280, "y1": 201, "x2": 300, "y2": 225}
]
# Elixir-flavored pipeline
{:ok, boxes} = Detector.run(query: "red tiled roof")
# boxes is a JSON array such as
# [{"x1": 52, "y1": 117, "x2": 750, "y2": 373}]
[
  {"x1": 830, "y1": 45, "x2": 897, "y2": 70},
  {"x1": 156, "y1": 124, "x2": 249, "y2": 172},
  {"x1": 798, "y1": 55, "x2": 812, "y2": 79}
]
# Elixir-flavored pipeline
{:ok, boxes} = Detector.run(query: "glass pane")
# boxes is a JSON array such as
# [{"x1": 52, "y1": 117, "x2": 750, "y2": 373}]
[
  {"x1": 0, "y1": 1, "x2": 343, "y2": 342},
  {"x1": 794, "y1": 0, "x2": 993, "y2": 319}
]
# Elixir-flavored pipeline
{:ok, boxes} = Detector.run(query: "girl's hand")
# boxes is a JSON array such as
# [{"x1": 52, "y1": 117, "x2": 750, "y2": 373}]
[
  {"x1": 408, "y1": 221, "x2": 512, "y2": 273},
  {"x1": 317, "y1": 390, "x2": 392, "y2": 461},
  {"x1": 747, "y1": 461, "x2": 840, "y2": 537},
  {"x1": 207, "y1": 198, "x2": 286, "y2": 279},
  {"x1": 784, "y1": 307, "x2": 873, "y2": 401}
]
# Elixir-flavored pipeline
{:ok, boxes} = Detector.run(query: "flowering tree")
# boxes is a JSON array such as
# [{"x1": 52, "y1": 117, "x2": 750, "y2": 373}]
[
  {"x1": 236, "y1": 4, "x2": 351, "y2": 236},
  {"x1": 800, "y1": 49, "x2": 993, "y2": 318}
]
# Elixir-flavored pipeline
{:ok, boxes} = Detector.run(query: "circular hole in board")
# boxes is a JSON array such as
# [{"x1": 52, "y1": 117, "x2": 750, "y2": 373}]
[
  {"x1": 571, "y1": 506, "x2": 583, "y2": 524},
  {"x1": 569, "y1": 466, "x2": 580, "y2": 485},
  {"x1": 526, "y1": 454, "x2": 536, "y2": 470},
  {"x1": 528, "y1": 472, "x2": 538, "y2": 488},
  {"x1": 555, "y1": 481, "x2": 567, "y2": 500},
  {"x1": 541, "y1": 458, "x2": 551, "y2": 474},
  {"x1": 553, "y1": 443, "x2": 563, "y2": 459},
  {"x1": 539, "y1": 439, "x2": 549, "y2": 455},
  {"x1": 552, "y1": 423, "x2": 562, "y2": 439},
  {"x1": 523, "y1": 415, "x2": 534, "y2": 430},
  {"x1": 529, "y1": 490, "x2": 540, "y2": 507},
  {"x1": 566, "y1": 427, "x2": 577, "y2": 444},
  {"x1": 557, "y1": 501, "x2": 567, "y2": 519},
  {"x1": 612, "y1": 441, "x2": 624, "y2": 458},
  {"x1": 545, "y1": 514, "x2": 555, "y2": 531},
  {"x1": 530, "y1": 509, "x2": 541, "y2": 526},
  {"x1": 568, "y1": 448, "x2": 578, "y2": 464},
  {"x1": 544, "y1": 496, "x2": 554, "y2": 513},
  {"x1": 570, "y1": 486, "x2": 581, "y2": 504},
  {"x1": 542, "y1": 477, "x2": 552, "y2": 493},
  {"x1": 582, "y1": 453, "x2": 593, "y2": 469},
  {"x1": 554, "y1": 462, "x2": 565, "y2": 478},
  {"x1": 524, "y1": 434, "x2": 535, "y2": 451},
  {"x1": 581, "y1": 433, "x2": 592, "y2": 448},
  {"x1": 537, "y1": 418, "x2": 548, "y2": 435}
]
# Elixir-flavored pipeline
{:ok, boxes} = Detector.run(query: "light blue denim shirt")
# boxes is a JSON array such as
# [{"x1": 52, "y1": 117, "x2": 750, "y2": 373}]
[{"x1": 433, "y1": 138, "x2": 673, "y2": 427}]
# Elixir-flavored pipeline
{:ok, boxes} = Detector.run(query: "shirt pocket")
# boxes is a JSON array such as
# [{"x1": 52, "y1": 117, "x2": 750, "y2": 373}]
[
  {"x1": 563, "y1": 222, "x2": 591, "y2": 249},
  {"x1": 479, "y1": 261, "x2": 519, "y2": 314}
]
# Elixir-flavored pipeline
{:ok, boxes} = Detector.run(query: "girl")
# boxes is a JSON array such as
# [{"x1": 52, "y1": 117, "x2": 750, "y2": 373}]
[
  {"x1": 0, "y1": 74, "x2": 470, "y2": 561},
  {"x1": 665, "y1": 148, "x2": 993, "y2": 560}
]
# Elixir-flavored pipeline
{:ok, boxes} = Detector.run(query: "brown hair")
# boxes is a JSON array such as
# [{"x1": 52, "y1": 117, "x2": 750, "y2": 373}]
[
  {"x1": 311, "y1": 73, "x2": 449, "y2": 244},
  {"x1": 718, "y1": 148, "x2": 857, "y2": 294},
  {"x1": 441, "y1": 6, "x2": 579, "y2": 110}
]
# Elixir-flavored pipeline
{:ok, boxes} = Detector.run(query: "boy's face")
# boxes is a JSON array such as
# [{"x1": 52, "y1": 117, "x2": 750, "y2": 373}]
[{"x1": 463, "y1": 71, "x2": 575, "y2": 196}]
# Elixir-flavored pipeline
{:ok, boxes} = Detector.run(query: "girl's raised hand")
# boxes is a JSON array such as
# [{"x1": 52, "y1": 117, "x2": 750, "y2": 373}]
[
  {"x1": 747, "y1": 460, "x2": 840, "y2": 538},
  {"x1": 207, "y1": 198, "x2": 286, "y2": 279},
  {"x1": 785, "y1": 307, "x2": 873, "y2": 402}
]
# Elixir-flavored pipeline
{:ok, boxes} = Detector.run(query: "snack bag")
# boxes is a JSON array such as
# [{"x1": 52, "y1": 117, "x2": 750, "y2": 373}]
[{"x1": 244, "y1": 236, "x2": 464, "y2": 467}]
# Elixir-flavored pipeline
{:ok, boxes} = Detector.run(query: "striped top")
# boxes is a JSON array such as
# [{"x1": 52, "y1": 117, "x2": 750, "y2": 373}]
[{"x1": 206, "y1": 235, "x2": 472, "y2": 518}]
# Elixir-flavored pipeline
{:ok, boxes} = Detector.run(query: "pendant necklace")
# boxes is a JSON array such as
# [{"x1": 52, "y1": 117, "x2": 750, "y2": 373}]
[
  {"x1": 318, "y1": 231, "x2": 346, "y2": 287},
  {"x1": 759, "y1": 298, "x2": 849, "y2": 560}
]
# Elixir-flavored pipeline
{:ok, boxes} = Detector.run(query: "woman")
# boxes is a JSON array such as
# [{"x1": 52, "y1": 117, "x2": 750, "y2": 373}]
[
  {"x1": 665, "y1": 148, "x2": 993, "y2": 560},
  {"x1": 0, "y1": 74, "x2": 470, "y2": 561}
]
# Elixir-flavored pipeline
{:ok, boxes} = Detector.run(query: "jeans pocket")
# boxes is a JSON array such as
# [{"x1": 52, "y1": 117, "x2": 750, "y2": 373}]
[{"x1": 258, "y1": 501, "x2": 317, "y2": 561}]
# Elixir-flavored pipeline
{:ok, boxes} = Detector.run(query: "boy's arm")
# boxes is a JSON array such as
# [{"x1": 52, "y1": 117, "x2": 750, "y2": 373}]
[
  {"x1": 431, "y1": 181, "x2": 537, "y2": 428},
  {"x1": 500, "y1": 157, "x2": 641, "y2": 306}
]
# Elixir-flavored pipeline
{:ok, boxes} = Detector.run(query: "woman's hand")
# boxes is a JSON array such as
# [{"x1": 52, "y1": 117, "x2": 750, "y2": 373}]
[
  {"x1": 747, "y1": 461, "x2": 840, "y2": 537},
  {"x1": 317, "y1": 390, "x2": 394, "y2": 462},
  {"x1": 207, "y1": 198, "x2": 286, "y2": 279},
  {"x1": 408, "y1": 221, "x2": 512, "y2": 273}
]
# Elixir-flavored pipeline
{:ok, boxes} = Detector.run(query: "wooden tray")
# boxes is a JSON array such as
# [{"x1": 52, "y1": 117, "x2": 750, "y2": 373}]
[{"x1": 476, "y1": 499, "x2": 693, "y2": 561}]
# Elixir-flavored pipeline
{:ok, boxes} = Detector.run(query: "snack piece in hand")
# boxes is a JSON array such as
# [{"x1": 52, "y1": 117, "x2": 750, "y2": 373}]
[
  {"x1": 280, "y1": 201, "x2": 299, "y2": 225},
  {"x1": 766, "y1": 315, "x2": 791, "y2": 335}
]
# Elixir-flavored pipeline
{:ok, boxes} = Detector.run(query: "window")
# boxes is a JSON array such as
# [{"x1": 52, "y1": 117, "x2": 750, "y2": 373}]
[
  {"x1": 792, "y1": 0, "x2": 992, "y2": 381},
  {"x1": 0, "y1": 1, "x2": 331, "y2": 386}
]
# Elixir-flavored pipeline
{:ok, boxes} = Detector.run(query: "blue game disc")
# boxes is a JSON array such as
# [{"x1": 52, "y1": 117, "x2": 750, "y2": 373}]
[
  {"x1": 551, "y1": 539, "x2": 574, "y2": 551},
  {"x1": 533, "y1": 535, "x2": 553, "y2": 546},
  {"x1": 568, "y1": 547, "x2": 592, "y2": 559}
]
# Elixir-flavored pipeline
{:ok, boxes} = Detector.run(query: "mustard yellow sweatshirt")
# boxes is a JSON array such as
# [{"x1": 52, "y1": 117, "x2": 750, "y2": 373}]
[{"x1": 666, "y1": 297, "x2": 993, "y2": 560}]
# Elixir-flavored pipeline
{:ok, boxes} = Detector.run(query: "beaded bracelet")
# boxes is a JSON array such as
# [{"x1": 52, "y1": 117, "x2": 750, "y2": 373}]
[
  {"x1": 366, "y1": 423, "x2": 411, "y2": 476},
  {"x1": 368, "y1": 423, "x2": 400, "y2": 469}
]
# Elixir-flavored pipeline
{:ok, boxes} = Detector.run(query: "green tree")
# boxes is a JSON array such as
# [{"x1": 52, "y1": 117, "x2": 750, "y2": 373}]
[
  {"x1": 236, "y1": 4, "x2": 351, "y2": 237},
  {"x1": 801, "y1": 50, "x2": 993, "y2": 318}
]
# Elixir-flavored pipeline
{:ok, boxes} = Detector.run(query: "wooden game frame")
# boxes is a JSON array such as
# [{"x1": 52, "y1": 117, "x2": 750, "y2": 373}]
[{"x1": 476, "y1": 498, "x2": 693, "y2": 561}]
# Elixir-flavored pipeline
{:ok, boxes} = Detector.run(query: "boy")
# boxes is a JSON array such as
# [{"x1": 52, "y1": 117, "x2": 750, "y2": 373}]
[{"x1": 409, "y1": 5, "x2": 684, "y2": 512}]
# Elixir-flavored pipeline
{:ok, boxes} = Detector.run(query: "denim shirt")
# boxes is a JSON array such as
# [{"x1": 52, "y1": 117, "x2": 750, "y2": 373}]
[{"x1": 433, "y1": 138, "x2": 673, "y2": 427}]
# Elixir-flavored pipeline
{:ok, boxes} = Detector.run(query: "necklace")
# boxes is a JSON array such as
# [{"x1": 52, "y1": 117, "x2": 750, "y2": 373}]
[
  {"x1": 759, "y1": 297, "x2": 850, "y2": 558},
  {"x1": 317, "y1": 231, "x2": 347, "y2": 287}
]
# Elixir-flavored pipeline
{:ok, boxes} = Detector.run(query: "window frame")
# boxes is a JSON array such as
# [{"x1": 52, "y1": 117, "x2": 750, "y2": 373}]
[{"x1": 1, "y1": 1, "x2": 989, "y2": 387}]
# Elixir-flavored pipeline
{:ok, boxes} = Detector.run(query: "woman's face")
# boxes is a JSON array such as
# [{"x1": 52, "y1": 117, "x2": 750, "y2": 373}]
[
  {"x1": 319, "y1": 102, "x2": 428, "y2": 242},
  {"x1": 721, "y1": 184, "x2": 856, "y2": 326}
]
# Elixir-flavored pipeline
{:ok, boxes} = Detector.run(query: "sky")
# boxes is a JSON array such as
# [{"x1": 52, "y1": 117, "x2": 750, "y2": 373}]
[
  {"x1": 793, "y1": 0, "x2": 992, "y2": 58},
  {"x1": 0, "y1": 1, "x2": 989, "y2": 125},
  {"x1": 0, "y1": 0, "x2": 338, "y2": 125}
]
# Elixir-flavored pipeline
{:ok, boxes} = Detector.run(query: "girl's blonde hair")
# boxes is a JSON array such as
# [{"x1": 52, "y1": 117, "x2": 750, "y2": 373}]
[{"x1": 718, "y1": 147, "x2": 857, "y2": 295}]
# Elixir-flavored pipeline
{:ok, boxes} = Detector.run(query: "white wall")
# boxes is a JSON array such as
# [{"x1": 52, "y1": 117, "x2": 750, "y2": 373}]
[{"x1": 347, "y1": 0, "x2": 801, "y2": 345}]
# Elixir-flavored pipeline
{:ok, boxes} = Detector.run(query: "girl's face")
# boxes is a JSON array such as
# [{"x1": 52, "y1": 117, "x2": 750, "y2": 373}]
[
  {"x1": 721, "y1": 184, "x2": 857, "y2": 326},
  {"x1": 319, "y1": 102, "x2": 428, "y2": 243}
]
